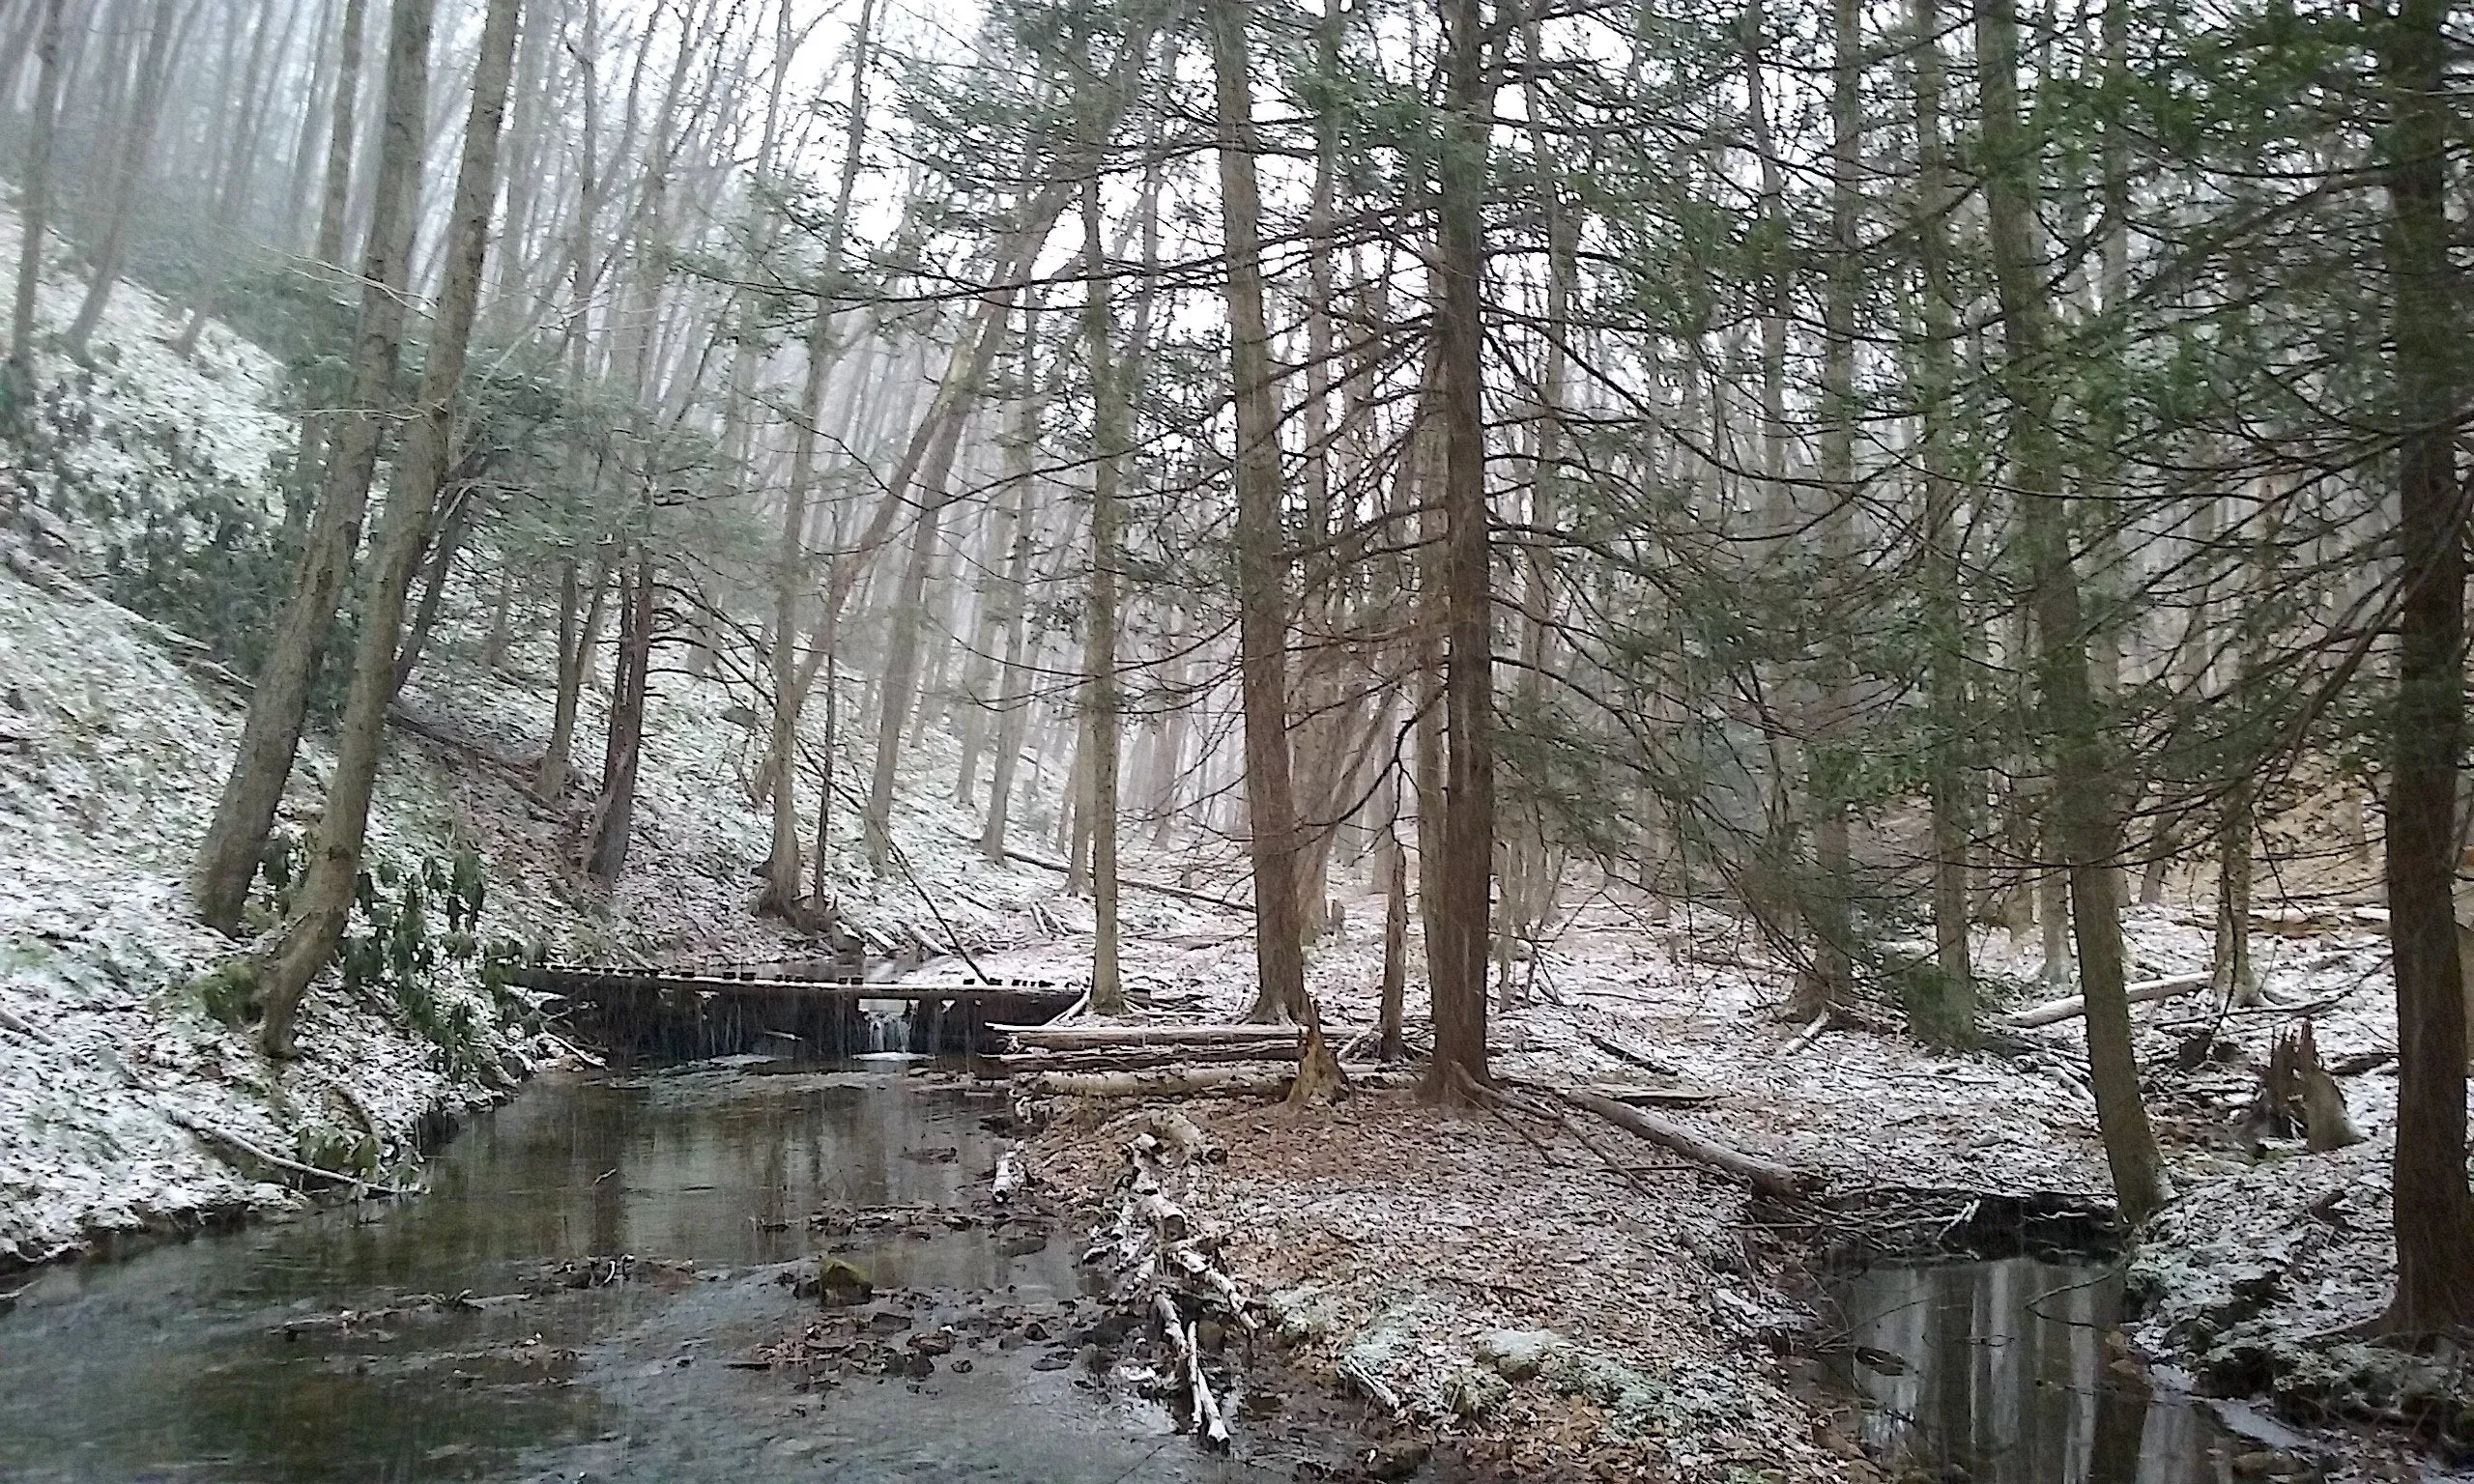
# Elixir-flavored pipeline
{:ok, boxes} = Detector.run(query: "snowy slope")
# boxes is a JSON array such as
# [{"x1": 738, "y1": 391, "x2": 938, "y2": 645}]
[{"x1": 0, "y1": 194, "x2": 1068, "y2": 1267}]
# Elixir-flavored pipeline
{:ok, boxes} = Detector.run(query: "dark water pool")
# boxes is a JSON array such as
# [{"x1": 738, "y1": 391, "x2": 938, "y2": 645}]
[
  {"x1": 0, "y1": 1064, "x2": 1268, "y2": 1481},
  {"x1": 1824, "y1": 1255, "x2": 2258, "y2": 1483}
]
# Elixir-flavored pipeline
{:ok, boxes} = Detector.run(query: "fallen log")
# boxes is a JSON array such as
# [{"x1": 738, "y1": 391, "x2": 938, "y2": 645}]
[
  {"x1": 1000, "y1": 1024, "x2": 1307, "y2": 1051},
  {"x1": 173, "y1": 1113, "x2": 417, "y2": 1198},
  {"x1": 1584, "y1": 1030, "x2": 1682, "y2": 1077},
  {"x1": 1185, "y1": 1319, "x2": 1230, "y2": 1448},
  {"x1": 2002, "y1": 971, "x2": 2211, "y2": 1029},
  {"x1": 1777, "y1": 1012, "x2": 1832, "y2": 1057},
  {"x1": 1031, "y1": 1064, "x2": 1409, "y2": 1099},
  {"x1": 992, "y1": 1146, "x2": 1026, "y2": 1203},
  {"x1": 982, "y1": 1042, "x2": 1306, "y2": 1075},
  {"x1": 1553, "y1": 1088, "x2": 1812, "y2": 1199}
]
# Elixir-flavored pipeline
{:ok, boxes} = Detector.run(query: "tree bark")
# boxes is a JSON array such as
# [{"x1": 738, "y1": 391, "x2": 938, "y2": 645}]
[
  {"x1": 63, "y1": 0, "x2": 191, "y2": 364},
  {"x1": 1424, "y1": 0, "x2": 1494, "y2": 1095},
  {"x1": 1206, "y1": 0, "x2": 1307, "y2": 1025},
  {"x1": 5, "y1": 0, "x2": 66, "y2": 379},
  {"x1": 759, "y1": 0, "x2": 876, "y2": 918},
  {"x1": 584, "y1": 550, "x2": 653, "y2": 883},
  {"x1": 188, "y1": 0, "x2": 429, "y2": 934},
  {"x1": 257, "y1": 0, "x2": 520, "y2": 1056},
  {"x1": 1910, "y1": 0, "x2": 1973, "y2": 1041},
  {"x1": 1976, "y1": 0, "x2": 2168, "y2": 1224},
  {"x1": 2374, "y1": 0, "x2": 2474, "y2": 1337},
  {"x1": 1082, "y1": 165, "x2": 1127, "y2": 1014}
]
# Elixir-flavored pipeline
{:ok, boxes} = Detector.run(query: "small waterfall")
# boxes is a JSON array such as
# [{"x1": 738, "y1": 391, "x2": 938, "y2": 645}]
[{"x1": 855, "y1": 997, "x2": 915, "y2": 1056}]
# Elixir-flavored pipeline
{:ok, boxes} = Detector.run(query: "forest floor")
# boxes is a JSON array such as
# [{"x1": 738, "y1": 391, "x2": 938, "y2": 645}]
[{"x1": 987, "y1": 880, "x2": 2440, "y2": 1480}]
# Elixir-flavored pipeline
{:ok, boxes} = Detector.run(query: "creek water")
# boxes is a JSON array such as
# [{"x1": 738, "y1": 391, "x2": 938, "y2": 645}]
[
  {"x1": 0, "y1": 1061, "x2": 1269, "y2": 1481},
  {"x1": 1823, "y1": 1255, "x2": 2258, "y2": 1483}
]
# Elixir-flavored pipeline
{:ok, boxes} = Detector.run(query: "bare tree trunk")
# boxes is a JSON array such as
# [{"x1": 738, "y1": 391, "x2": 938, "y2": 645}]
[
  {"x1": 1976, "y1": 0, "x2": 2166, "y2": 1224},
  {"x1": 1207, "y1": 0, "x2": 1307, "y2": 1026},
  {"x1": 760, "y1": 0, "x2": 875, "y2": 918},
  {"x1": 864, "y1": 497, "x2": 945, "y2": 875},
  {"x1": 1424, "y1": 0, "x2": 1494, "y2": 1095},
  {"x1": 1798, "y1": 0, "x2": 1861, "y2": 1015},
  {"x1": 63, "y1": 0, "x2": 191, "y2": 364},
  {"x1": 5, "y1": 0, "x2": 67, "y2": 381},
  {"x1": 175, "y1": 0, "x2": 288, "y2": 357},
  {"x1": 981, "y1": 469, "x2": 1039, "y2": 865},
  {"x1": 2374, "y1": 0, "x2": 2474, "y2": 1336},
  {"x1": 188, "y1": 0, "x2": 428, "y2": 934},
  {"x1": 584, "y1": 550, "x2": 653, "y2": 883},
  {"x1": 257, "y1": 0, "x2": 519, "y2": 1055},
  {"x1": 1379, "y1": 766, "x2": 1407, "y2": 1062},
  {"x1": 392, "y1": 476, "x2": 482, "y2": 692},
  {"x1": 535, "y1": 553, "x2": 604, "y2": 801}
]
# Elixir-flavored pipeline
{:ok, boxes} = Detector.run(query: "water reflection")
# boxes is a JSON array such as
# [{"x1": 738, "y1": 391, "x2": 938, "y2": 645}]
[
  {"x1": 0, "y1": 1067, "x2": 1190, "y2": 1482},
  {"x1": 1827, "y1": 1256, "x2": 2232, "y2": 1484}
]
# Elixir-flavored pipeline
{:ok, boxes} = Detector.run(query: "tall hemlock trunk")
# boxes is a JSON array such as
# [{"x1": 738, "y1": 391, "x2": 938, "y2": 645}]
[
  {"x1": 1801, "y1": 0, "x2": 1861, "y2": 1013},
  {"x1": 1081, "y1": 168, "x2": 1126, "y2": 1015},
  {"x1": 258, "y1": 0, "x2": 522, "y2": 1056},
  {"x1": 189, "y1": 0, "x2": 432, "y2": 934},
  {"x1": 2373, "y1": 0, "x2": 2474, "y2": 1337},
  {"x1": 1425, "y1": 0, "x2": 1493, "y2": 1093},
  {"x1": 981, "y1": 348, "x2": 1040, "y2": 865},
  {"x1": 1909, "y1": 0, "x2": 1973, "y2": 1041},
  {"x1": 586, "y1": 553, "x2": 654, "y2": 883},
  {"x1": 1975, "y1": 0, "x2": 2167, "y2": 1222},
  {"x1": 1206, "y1": 0, "x2": 1307, "y2": 1024}
]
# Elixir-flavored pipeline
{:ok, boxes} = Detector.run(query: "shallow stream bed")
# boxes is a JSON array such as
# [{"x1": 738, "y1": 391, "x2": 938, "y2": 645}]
[{"x1": 0, "y1": 1060, "x2": 1300, "y2": 1481}]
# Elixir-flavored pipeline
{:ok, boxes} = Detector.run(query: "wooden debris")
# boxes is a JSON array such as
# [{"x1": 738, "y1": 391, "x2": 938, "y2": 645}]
[
  {"x1": 1778, "y1": 1012, "x2": 1832, "y2": 1057},
  {"x1": 1028, "y1": 1064, "x2": 1409, "y2": 1099},
  {"x1": 1286, "y1": 996, "x2": 1351, "y2": 1107},
  {"x1": 1584, "y1": 1030, "x2": 1682, "y2": 1077},
  {"x1": 172, "y1": 1113, "x2": 417, "y2": 1198},
  {"x1": 2002, "y1": 971, "x2": 2211, "y2": 1029},
  {"x1": 991, "y1": 1146, "x2": 1026, "y2": 1203},
  {"x1": 1552, "y1": 1087, "x2": 1813, "y2": 1199},
  {"x1": 1090, "y1": 1113, "x2": 1249, "y2": 1450},
  {"x1": 1000, "y1": 1024, "x2": 1306, "y2": 1052}
]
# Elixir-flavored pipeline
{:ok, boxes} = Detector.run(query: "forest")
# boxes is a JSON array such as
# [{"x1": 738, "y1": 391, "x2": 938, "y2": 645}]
[{"x1": 0, "y1": 0, "x2": 2470, "y2": 1476}]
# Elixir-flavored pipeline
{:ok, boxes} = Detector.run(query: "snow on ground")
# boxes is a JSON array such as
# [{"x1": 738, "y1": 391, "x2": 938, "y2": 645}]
[
  {"x1": 0, "y1": 192, "x2": 1071, "y2": 1268},
  {"x1": 0, "y1": 200, "x2": 292, "y2": 552},
  {"x1": 996, "y1": 859, "x2": 2443, "y2": 1470}
]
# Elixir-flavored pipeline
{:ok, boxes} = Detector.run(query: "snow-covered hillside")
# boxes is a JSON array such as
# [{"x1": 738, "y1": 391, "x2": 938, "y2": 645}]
[{"x1": 0, "y1": 197, "x2": 1068, "y2": 1267}]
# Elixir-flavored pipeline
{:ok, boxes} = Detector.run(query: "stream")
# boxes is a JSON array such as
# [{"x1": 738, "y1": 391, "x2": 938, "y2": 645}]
[
  {"x1": 0, "y1": 1059, "x2": 1281, "y2": 1481},
  {"x1": 1822, "y1": 1255, "x2": 2270, "y2": 1483}
]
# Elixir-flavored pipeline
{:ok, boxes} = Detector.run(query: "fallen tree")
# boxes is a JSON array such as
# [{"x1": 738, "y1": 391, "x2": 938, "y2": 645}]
[
  {"x1": 1027, "y1": 1063, "x2": 1412, "y2": 1099},
  {"x1": 998, "y1": 1024, "x2": 1308, "y2": 1051},
  {"x1": 983, "y1": 1043, "x2": 1309, "y2": 1075},
  {"x1": 2002, "y1": 971, "x2": 2211, "y2": 1029},
  {"x1": 1551, "y1": 1087, "x2": 1814, "y2": 1199}
]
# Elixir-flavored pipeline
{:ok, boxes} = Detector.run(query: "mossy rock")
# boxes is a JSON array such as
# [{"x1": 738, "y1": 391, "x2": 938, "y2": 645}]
[{"x1": 802, "y1": 1257, "x2": 873, "y2": 1307}]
